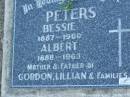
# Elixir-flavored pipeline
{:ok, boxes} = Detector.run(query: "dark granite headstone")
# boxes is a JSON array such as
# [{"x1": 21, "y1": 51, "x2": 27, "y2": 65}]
[{"x1": 12, "y1": 0, "x2": 130, "y2": 87}]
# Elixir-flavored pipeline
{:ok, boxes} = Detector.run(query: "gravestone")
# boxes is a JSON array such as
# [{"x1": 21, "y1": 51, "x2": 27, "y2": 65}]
[{"x1": 2, "y1": 0, "x2": 130, "y2": 97}]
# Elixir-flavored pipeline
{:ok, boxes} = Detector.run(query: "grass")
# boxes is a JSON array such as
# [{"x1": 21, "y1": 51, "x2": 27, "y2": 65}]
[{"x1": 62, "y1": 0, "x2": 73, "y2": 11}]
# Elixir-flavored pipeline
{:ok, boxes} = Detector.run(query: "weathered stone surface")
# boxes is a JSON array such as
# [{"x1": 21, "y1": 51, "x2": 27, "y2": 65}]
[
  {"x1": 1, "y1": 0, "x2": 130, "y2": 97},
  {"x1": 0, "y1": 0, "x2": 3, "y2": 46},
  {"x1": 0, "y1": 0, "x2": 4, "y2": 93}
]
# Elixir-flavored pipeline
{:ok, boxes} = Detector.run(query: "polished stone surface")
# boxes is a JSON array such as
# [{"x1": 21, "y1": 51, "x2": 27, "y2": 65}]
[{"x1": 12, "y1": 0, "x2": 130, "y2": 87}]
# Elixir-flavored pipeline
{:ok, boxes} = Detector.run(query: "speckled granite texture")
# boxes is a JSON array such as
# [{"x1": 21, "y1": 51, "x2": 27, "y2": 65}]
[{"x1": 1, "y1": 0, "x2": 130, "y2": 97}]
